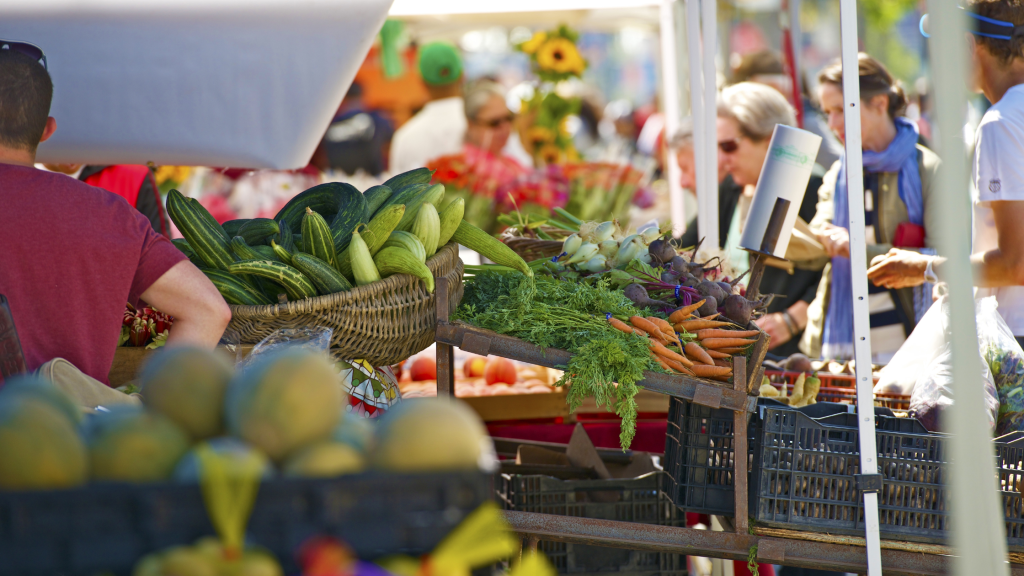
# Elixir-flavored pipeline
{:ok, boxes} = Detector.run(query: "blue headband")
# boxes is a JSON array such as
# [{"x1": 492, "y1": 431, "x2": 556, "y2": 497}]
[{"x1": 920, "y1": 9, "x2": 1024, "y2": 41}]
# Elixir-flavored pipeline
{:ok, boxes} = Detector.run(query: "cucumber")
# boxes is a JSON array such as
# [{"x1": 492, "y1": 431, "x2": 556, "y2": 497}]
[
  {"x1": 167, "y1": 190, "x2": 234, "y2": 271},
  {"x1": 437, "y1": 197, "x2": 465, "y2": 247},
  {"x1": 293, "y1": 233, "x2": 305, "y2": 253},
  {"x1": 229, "y1": 236, "x2": 263, "y2": 261},
  {"x1": 237, "y1": 218, "x2": 280, "y2": 245},
  {"x1": 252, "y1": 245, "x2": 279, "y2": 261},
  {"x1": 277, "y1": 220, "x2": 296, "y2": 252},
  {"x1": 222, "y1": 219, "x2": 249, "y2": 237},
  {"x1": 363, "y1": 185, "x2": 393, "y2": 214},
  {"x1": 228, "y1": 260, "x2": 317, "y2": 301},
  {"x1": 270, "y1": 240, "x2": 293, "y2": 265},
  {"x1": 204, "y1": 269, "x2": 274, "y2": 306},
  {"x1": 452, "y1": 220, "x2": 532, "y2": 277},
  {"x1": 383, "y1": 231, "x2": 426, "y2": 264},
  {"x1": 185, "y1": 197, "x2": 230, "y2": 243},
  {"x1": 373, "y1": 247, "x2": 435, "y2": 293},
  {"x1": 410, "y1": 203, "x2": 440, "y2": 257},
  {"x1": 336, "y1": 205, "x2": 405, "y2": 281},
  {"x1": 303, "y1": 207, "x2": 339, "y2": 270},
  {"x1": 395, "y1": 183, "x2": 445, "y2": 232},
  {"x1": 291, "y1": 252, "x2": 353, "y2": 295},
  {"x1": 382, "y1": 167, "x2": 434, "y2": 193},
  {"x1": 348, "y1": 230, "x2": 380, "y2": 287},
  {"x1": 328, "y1": 183, "x2": 369, "y2": 254},
  {"x1": 274, "y1": 183, "x2": 352, "y2": 231},
  {"x1": 171, "y1": 238, "x2": 195, "y2": 258},
  {"x1": 374, "y1": 182, "x2": 429, "y2": 218}
]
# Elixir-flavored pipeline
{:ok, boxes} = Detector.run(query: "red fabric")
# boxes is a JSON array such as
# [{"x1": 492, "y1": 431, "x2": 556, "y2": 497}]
[
  {"x1": 487, "y1": 421, "x2": 669, "y2": 454},
  {"x1": 0, "y1": 164, "x2": 186, "y2": 384},
  {"x1": 82, "y1": 164, "x2": 149, "y2": 208}
]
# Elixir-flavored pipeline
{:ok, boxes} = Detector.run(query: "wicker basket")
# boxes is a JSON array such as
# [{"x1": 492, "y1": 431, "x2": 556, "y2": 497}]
[
  {"x1": 225, "y1": 242, "x2": 464, "y2": 366},
  {"x1": 501, "y1": 226, "x2": 570, "y2": 262}
]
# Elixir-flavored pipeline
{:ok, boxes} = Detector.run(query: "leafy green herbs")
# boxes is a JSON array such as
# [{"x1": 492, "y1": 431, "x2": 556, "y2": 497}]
[{"x1": 455, "y1": 269, "x2": 657, "y2": 449}]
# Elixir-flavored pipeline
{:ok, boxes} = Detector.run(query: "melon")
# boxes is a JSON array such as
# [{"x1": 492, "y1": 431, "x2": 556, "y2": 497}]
[
  {"x1": 283, "y1": 441, "x2": 365, "y2": 478},
  {"x1": 140, "y1": 347, "x2": 233, "y2": 441},
  {"x1": 87, "y1": 406, "x2": 191, "y2": 482},
  {"x1": 330, "y1": 415, "x2": 374, "y2": 453},
  {"x1": 226, "y1": 349, "x2": 342, "y2": 461},
  {"x1": 173, "y1": 437, "x2": 272, "y2": 482},
  {"x1": 371, "y1": 398, "x2": 495, "y2": 472},
  {"x1": 160, "y1": 546, "x2": 219, "y2": 576},
  {"x1": 0, "y1": 395, "x2": 88, "y2": 490},
  {"x1": 0, "y1": 374, "x2": 82, "y2": 424}
]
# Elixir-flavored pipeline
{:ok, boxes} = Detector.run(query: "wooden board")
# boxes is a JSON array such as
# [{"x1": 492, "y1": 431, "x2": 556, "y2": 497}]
[
  {"x1": 461, "y1": 388, "x2": 570, "y2": 422},
  {"x1": 107, "y1": 344, "x2": 252, "y2": 387},
  {"x1": 574, "y1": 390, "x2": 669, "y2": 415}
]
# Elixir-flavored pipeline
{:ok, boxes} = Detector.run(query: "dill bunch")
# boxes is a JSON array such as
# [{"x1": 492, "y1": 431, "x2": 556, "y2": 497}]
[{"x1": 455, "y1": 270, "x2": 657, "y2": 449}]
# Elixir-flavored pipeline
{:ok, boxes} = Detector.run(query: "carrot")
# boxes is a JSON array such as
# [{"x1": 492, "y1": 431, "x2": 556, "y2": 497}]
[
  {"x1": 684, "y1": 342, "x2": 715, "y2": 366},
  {"x1": 647, "y1": 316, "x2": 675, "y2": 335},
  {"x1": 675, "y1": 319, "x2": 731, "y2": 332},
  {"x1": 709, "y1": 374, "x2": 733, "y2": 383},
  {"x1": 704, "y1": 349, "x2": 731, "y2": 359},
  {"x1": 630, "y1": 316, "x2": 664, "y2": 338},
  {"x1": 653, "y1": 355, "x2": 674, "y2": 372},
  {"x1": 716, "y1": 347, "x2": 748, "y2": 354},
  {"x1": 651, "y1": 340, "x2": 694, "y2": 367},
  {"x1": 664, "y1": 358, "x2": 695, "y2": 376},
  {"x1": 609, "y1": 317, "x2": 635, "y2": 334},
  {"x1": 690, "y1": 364, "x2": 733, "y2": 378},
  {"x1": 696, "y1": 329, "x2": 761, "y2": 340},
  {"x1": 669, "y1": 300, "x2": 705, "y2": 323},
  {"x1": 703, "y1": 313, "x2": 721, "y2": 321},
  {"x1": 702, "y1": 338, "x2": 756, "y2": 349},
  {"x1": 713, "y1": 358, "x2": 733, "y2": 368}
]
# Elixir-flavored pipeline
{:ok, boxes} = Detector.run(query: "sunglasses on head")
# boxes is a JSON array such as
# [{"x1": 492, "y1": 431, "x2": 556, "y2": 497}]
[
  {"x1": 477, "y1": 114, "x2": 514, "y2": 129},
  {"x1": 0, "y1": 40, "x2": 47, "y2": 70},
  {"x1": 718, "y1": 139, "x2": 740, "y2": 154}
]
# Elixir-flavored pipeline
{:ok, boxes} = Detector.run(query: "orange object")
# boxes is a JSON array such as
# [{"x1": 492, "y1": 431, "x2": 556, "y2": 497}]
[
  {"x1": 715, "y1": 347, "x2": 748, "y2": 354},
  {"x1": 704, "y1": 349, "x2": 731, "y2": 359},
  {"x1": 675, "y1": 319, "x2": 731, "y2": 332},
  {"x1": 696, "y1": 329, "x2": 760, "y2": 340},
  {"x1": 646, "y1": 316, "x2": 675, "y2": 335},
  {"x1": 690, "y1": 364, "x2": 733, "y2": 378},
  {"x1": 463, "y1": 356, "x2": 487, "y2": 378},
  {"x1": 410, "y1": 356, "x2": 437, "y2": 381},
  {"x1": 669, "y1": 300, "x2": 705, "y2": 323},
  {"x1": 713, "y1": 358, "x2": 732, "y2": 368},
  {"x1": 650, "y1": 341, "x2": 693, "y2": 366},
  {"x1": 484, "y1": 357, "x2": 517, "y2": 386},
  {"x1": 684, "y1": 342, "x2": 715, "y2": 366},
  {"x1": 702, "y1": 338, "x2": 756, "y2": 349},
  {"x1": 629, "y1": 316, "x2": 664, "y2": 338},
  {"x1": 608, "y1": 317, "x2": 636, "y2": 336},
  {"x1": 663, "y1": 358, "x2": 695, "y2": 376}
]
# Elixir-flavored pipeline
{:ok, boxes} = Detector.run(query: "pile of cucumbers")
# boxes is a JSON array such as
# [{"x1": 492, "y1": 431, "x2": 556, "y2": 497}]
[{"x1": 167, "y1": 168, "x2": 532, "y2": 307}]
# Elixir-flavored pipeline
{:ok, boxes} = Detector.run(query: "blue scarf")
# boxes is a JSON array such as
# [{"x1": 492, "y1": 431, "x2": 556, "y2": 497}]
[{"x1": 821, "y1": 117, "x2": 923, "y2": 360}]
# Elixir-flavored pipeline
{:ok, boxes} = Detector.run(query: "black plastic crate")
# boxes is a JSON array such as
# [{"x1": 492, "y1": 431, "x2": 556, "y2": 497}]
[
  {"x1": 751, "y1": 405, "x2": 949, "y2": 544},
  {"x1": 661, "y1": 397, "x2": 858, "y2": 516},
  {"x1": 0, "y1": 471, "x2": 491, "y2": 576},
  {"x1": 498, "y1": 472, "x2": 686, "y2": 575},
  {"x1": 994, "y1": 432, "x2": 1024, "y2": 549}
]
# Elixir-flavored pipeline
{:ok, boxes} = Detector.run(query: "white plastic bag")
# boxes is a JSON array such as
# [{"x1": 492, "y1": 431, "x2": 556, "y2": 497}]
[
  {"x1": 874, "y1": 295, "x2": 950, "y2": 396},
  {"x1": 908, "y1": 343, "x2": 998, "y2": 432}
]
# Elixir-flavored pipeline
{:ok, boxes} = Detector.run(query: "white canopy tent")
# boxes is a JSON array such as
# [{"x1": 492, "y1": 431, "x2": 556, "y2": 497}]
[{"x1": 0, "y1": 0, "x2": 394, "y2": 169}]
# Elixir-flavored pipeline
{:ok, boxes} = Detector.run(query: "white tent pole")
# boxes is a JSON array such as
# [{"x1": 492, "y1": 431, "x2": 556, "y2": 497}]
[
  {"x1": 660, "y1": 0, "x2": 686, "y2": 236},
  {"x1": 686, "y1": 0, "x2": 706, "y2": 243},
  {"x1": 837, "y1": 1, "x2": 882, "y2": 573},
  {"x1": 700, "y1": 0, "x2": 719, "y2": 249},
  {"x1": 926, "y1": 2, "x2": 1010, "y2": 575}
]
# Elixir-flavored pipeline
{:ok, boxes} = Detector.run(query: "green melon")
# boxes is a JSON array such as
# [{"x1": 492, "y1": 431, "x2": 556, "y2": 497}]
[
  {"x1": 173, "y1": 437, "x2": 273, "y2": 482},
  {"x1": 225, "y1": 349, "x2": 342, "y2": 461},
  {"x1": 87, "y1": 406, "x2": 191, "y2": 482},
  {"x1": 0, "y1": 374, "x2": 82, "y2": 424},
  {"x1": 0, "y1": 395, "x2": 88, "y2": 490},
  {"x1": 370, "y1": 398, "x2": 494, "y2": 473},
  {"x1": 330, "y1": 414, "x2": 374, "y2": 454},
  {"x1": 283, "y1": 441, "x2": 365, "y2": 478},
  {"x1": 139, "y1": 347, "x2": 234, "y2": 441}
]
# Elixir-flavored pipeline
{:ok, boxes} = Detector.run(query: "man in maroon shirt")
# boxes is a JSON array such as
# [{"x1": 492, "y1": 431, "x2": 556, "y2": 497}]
[{"x1": 0, "y1": 48, "x2": 231, "y2": 393}]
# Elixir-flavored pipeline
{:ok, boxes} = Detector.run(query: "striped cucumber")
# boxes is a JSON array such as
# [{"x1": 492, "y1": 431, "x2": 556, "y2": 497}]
[
  {"x1": 291, "y1": 252, "x2": 353, "y2": 295},
  {"x1": 396, "y1": 183, "x2": 445, "y2": 232},
  {"x1": 252, "y1": 245, "x2": 279, "y2": 261},
  {"x1": 383, "y1": 231, "x2": 426, "y2": 264},
  {"x1": 437, "y1": 197, "x2": 465, "y2": 247},
  {"x1": 270, "y1": 240, "x2": 293, "y2": 264},
  {"x1": 228, "y1": 260, "x2": 317, "y2": 301},
  {"x1": 204, "y1": 270, "x2": 274, "y2": 306},
  {"x1": 452, "y1": 220, "x2": 532, "y2": 277},
  {"x1": 373, "y1": 247, "x2": 435, "y2": 293},
  {"x1": 375, "y1": 182, "x2": 428, "y2": 219},
  {"x1": 363, "y1": 185, "x2": 392, "y2": 214},
  {"x1": 237, "y1": 218, "x2": 280, "y2": 245},
  {"x1": 410, "y1": 203, "x2": 440, "y2": 257},
  {"x1": 167, "y1": 190, "x2": 234, "y2": 271},
  {"x1": 348, "y1": 230, "x2": 380, "y2": 287},
  {"x1": 328, "y1": 183, "x2": 369, "y2": 254},
  {"x1": 222, "y1": 219, "x2": 249, "y2": 237},
  {"x1": 276, "y1": 220, "x2": 296, "y2": 252},
  {"x1": 171, "y1": 238, "x2": 195, "y2": 258},
  {"x1": 185, "y1": 197, "x2": 230, "y2": 243},
  {"x1": 382, "y1": 167, "x2": 433, "y2": 193},
  {"x1": 302, "y1": 207, "x2": 338, "y2": 269},
  {"x1": 336, "y1": 204, "x2": 405, "y2": 280},
  {"x1": 229, "y1": 236, "x2": 263, "y2": 261},
  {"x1": 273, "y1": 183, "x2": 348, "y2": 231}
]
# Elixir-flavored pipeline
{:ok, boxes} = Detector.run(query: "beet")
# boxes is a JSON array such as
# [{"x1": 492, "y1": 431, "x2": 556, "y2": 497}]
[
  {"x1": 661, "y1": 270, "x2": 680, "y2": 284},
  {"x1": 784, "y1": 353, "x2": 813, "y2": 373},
  {"x1": 717, "y1": 281, "x2": 734, "y2": 297},
  {"x1": 648, "y1": 239, "x2": 677, "y2": 264},
  {"x1": 696, "y1": 280, "x2": 728, "y2": 304},
  {"x1": 697, "y1": 296, "x2": 718, "y2": 316},
  {"x1": 722, "y1": 294, "x2": 772, "y2": 326},
  {"x1": 623, "y1": 283, "x2": 671, "y2": 311}
]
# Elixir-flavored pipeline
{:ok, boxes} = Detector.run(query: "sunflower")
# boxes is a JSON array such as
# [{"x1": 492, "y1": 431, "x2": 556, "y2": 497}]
[
  {"x1": 536, "y1": 38, "x2": 586, "y2": 75},
  {"x1": 537, "y1": 144, "x2": 562, "y2": 166},
  {"x1": 519, "y1": 31, "x2": 547, "y2": 55},
  {"x1": 526, "y1": 126, "x2": 556, "y2": 150}
]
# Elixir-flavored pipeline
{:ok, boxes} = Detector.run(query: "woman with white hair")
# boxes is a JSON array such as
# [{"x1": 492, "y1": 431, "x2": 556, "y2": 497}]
[{"x1": 716, "y1": 81, "x2": 825, "y2": 356}]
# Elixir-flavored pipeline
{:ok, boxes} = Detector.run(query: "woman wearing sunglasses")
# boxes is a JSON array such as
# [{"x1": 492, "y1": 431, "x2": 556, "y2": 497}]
[
  {"x1": 714, "y1": 82, "x2": 825, "y2": 356},
  {"x1": 800, "y1": 53, "x2": 941, "y2": 363},
  {"x1": 463, "y1": 80, "x2": 518, "y2": 161}
]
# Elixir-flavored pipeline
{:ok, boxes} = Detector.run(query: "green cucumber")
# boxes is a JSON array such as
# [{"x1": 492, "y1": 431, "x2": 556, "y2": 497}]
[
  {"x1": 382, "y1": 167, "x2": 433, "y2": 193},
  {"x1": 302, "y1": 207, "x2": 339, "y2": 270},
  {"x1": 167, "y1": 190, "x2": 234, "y2": 271},
  {"x1": 383, "y1": 231, "x2": 426, "y2": 264},
  {"x1": 185, "y1": 197, "x2": 230, "y2": 243},
  {"x1": 222, "y1": 219, "x2": 249, "y2": 237},
  {"x1": 274, "y1": 182, "x2": 353, "y2": 231},
  {"x1": 204, "y1": 269, "x2": 274, "y2": 306},
  {"x1": 363, "y1": 185, "x2": 393, "y2": 214},
  {"x1": 336, "y1": 205, "x2": 405, "y2": 281},
  {"x1": 277, "y1": 220, "x2": 296, "y2": 252},
  {"x1": 270, "y1": 240, "x2": 294, "y2": 265},
  {"x1": 328, "y1": 183, "x2": 369, "y2": 254},
  {"x1": 452, "y1": 220, "x2": 532, "y2": 277},
  {"x1": 228, "y1": 260, "x2": 317, "y2": 301},
  {"x1": 229, "y1": 236, "x2": 263, "y2": 261},
  {"x1": 291, "y1": 252, "x2": 353, "y2": 295},
  {"x1": 373, "y1": 247, "x2": 435, "y2": 293},
  {"x1": 237, "y1": 218, "x2": 280, "y2": 245},
  {"x1": 171, "y1": 238, "x2": 195, "y2": 258},
  {"x1": 396, "y1": 183, "x2": 445, "y2": 232}
]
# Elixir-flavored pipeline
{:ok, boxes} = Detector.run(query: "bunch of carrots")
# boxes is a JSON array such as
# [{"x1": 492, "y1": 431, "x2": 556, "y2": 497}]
[{"x1": 608, "y1": 298, "x2": 760, "y2": 383}]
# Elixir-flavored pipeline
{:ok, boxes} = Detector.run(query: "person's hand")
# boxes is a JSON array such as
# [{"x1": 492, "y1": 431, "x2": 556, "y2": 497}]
[
  {"x1": 933, "y1": 282, "x2": 948, "y2": 302},
  {"x1": 866, "y1": 248, "x2": 931, "y2": 289},
  {"x1": 756, "y1": 312, "x2": 791, "y2": 350},
  {"x1": 816, "y1": 223, "x2": 850, "y2": 258}
]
